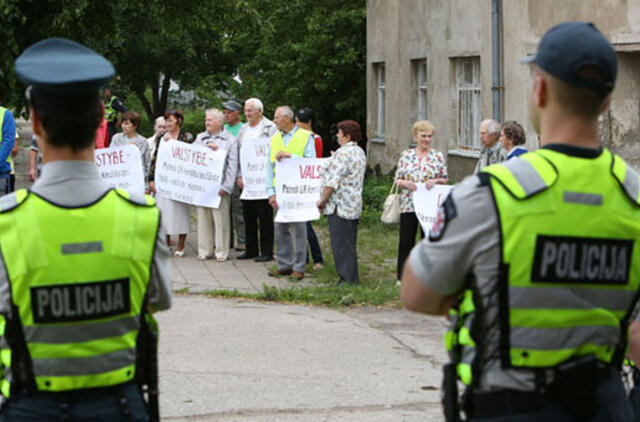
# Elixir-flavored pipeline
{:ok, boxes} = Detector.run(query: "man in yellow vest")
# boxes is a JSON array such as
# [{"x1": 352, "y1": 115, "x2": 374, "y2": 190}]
[
  {"x1": 1, "y1": 38, "x2": 172, "y2": 421},
  {"x1": 402, "y1": 22, "x2": 640, "y2": 421},
  {"x1": 267, "y1": 106, "x2": 316, "y2": 280}
]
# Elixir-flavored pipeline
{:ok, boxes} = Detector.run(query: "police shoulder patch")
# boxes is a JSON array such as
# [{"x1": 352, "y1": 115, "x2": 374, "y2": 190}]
[{"x1": 429, "y1": 193, "x2": 457, "y2": 241}]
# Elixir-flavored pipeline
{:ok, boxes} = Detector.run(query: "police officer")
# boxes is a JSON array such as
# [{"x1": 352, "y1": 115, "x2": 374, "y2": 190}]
[
  {"x1": 0, "y1": 38, "x2": 172, "y2": 421},
  {"x1": 103, "y1": 87, "x2": 128, "y2": 145},
  {"x1": 402, "y1": 22, "x2": 639, "y2": 421}
]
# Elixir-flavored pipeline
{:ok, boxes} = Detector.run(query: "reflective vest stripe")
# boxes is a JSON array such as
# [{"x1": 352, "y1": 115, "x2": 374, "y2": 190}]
[
  {"x1": 510, "y1": 308, "x2": 624, "y2": 328},
  {"x1": 510, "y1": 344, "x2": 612, "y2": 368},
  {"x1": 623, "y1": 165, "x2": 640, "y2": 203},
  {"x1": 612, "y1": 154, "x2": 640, "y2": 205},
  {"x1": 509, "y1": 286, "x2": 632, "y2": 311},
  {"x1": 510, "y1": 325, "x2": 620, "y2": 350},
  {"x1": 23, "y1": 315, "x2": 139, "y2": 344},
  {"x1": 28, "y1": 330, "x2": 139, "y2": 360},
  {"x1": 32, "y1": 348, "x2": 135, "y2": 377},
  {"x1": 34, "y1": 365, "x2": 136, "y2": 392}
]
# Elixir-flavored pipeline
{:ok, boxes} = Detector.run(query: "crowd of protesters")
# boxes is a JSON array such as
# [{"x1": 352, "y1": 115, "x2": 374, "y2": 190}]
[{"x1": 23, "y1": 89, "x2": 528, "y2": 286}]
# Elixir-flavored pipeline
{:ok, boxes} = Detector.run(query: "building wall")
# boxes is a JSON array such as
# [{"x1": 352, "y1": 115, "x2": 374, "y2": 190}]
[{"x1": 367, "y1": 0, "x2": 640, "y2": 179}]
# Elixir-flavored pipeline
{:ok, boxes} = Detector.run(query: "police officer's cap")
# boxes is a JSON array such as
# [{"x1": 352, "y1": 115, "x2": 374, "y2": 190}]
[
  {"x1": 521, "y1": 21, "x2": 617, "y2": 93},
  {"x1": 15, "y1": 38, "x2": 115, "y2": 94}
]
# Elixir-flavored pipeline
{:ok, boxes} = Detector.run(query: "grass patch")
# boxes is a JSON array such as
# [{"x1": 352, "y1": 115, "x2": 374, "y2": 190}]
[{"x1": 205, "y1": 217, "x2": 403, "y2": 307}]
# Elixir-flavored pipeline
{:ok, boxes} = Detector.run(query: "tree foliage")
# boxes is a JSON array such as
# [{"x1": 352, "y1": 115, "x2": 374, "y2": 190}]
[
  {"x1": 235, "y1": 0, "x2": 366, "y2": 152},
  {"x1": 0, "y1": 0, "x2": 367, "y2": 149}
]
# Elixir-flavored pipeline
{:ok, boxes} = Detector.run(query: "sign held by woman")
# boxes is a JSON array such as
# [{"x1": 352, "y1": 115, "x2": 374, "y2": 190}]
[{"x1": 155, "y1": 140, "x2": 227, "y2": 208}]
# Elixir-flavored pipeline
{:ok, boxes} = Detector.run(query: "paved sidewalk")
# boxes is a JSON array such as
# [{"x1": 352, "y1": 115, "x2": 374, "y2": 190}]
[{"x1": 171, "y1": 229, "x2": 316, "y2": 294}]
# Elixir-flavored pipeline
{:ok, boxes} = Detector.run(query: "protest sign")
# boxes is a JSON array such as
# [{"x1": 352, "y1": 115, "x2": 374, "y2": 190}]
[
  {"x1": 274, "y1": 157, "x2": 324, "y2": 223},
  {"x1": 155, "y1": 140, "x2": 227, "y2": 208},
  {"x1": 239, "y1": 136, "x2": 271, "y2": 200},
  {"x1": 95, "y1": 144, "x2": 145, "y2": 195},
  {"x1": 412, "y1": 184, "x2": 454, "y2": 233}
]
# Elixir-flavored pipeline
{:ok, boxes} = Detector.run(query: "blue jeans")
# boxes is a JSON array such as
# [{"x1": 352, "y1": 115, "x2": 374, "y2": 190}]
[
  {"x1": 306, "y1": 221, "x2": 323, "y2": 264},
  {"x1": 0, "y1": 383, "x2": 148, "y2": 422}
]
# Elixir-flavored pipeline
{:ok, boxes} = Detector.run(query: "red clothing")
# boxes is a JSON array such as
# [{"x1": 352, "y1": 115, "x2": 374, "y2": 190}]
[
  {"x1": 313, "y1": 133, "x2": 323, "y2": 157},
  {"x1": 95, "y1": 119, "x2": 108, "y2": 148}
]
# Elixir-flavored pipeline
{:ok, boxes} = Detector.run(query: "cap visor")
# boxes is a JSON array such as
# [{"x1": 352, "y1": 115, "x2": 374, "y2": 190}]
[{"x1": 520, "y1": 54, "x2": 536, "y2": 64}]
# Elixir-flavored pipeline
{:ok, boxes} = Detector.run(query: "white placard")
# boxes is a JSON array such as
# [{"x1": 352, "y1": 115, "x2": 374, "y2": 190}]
[
  {"x1": 412, "y1": 184, "x2": 454, "y2": 233},
  {"x1": 95, "y1": 144, "x2": 145, "y2": 195},
  {"x1": 154, "y1": 140, "x2": 227, "y2": 208},
  {"x1": 239, "y1": 136, "x2": 271, "y2": 200},
  {"x1": 274, "y1": 157, "x2": 324, "y2": 223}
]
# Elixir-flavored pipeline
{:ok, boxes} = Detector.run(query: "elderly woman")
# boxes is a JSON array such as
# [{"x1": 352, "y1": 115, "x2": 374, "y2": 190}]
[
  {"x1": 394, "y1": 120, "x2": 448, "y2": 282},
  {"x1": 146, "y1": 116, "x2": 166, "y2": 158},
  {"x1": 110, "y1": 110, "x2": 151, "y2": 178},
  {"x1": 194, "y1": 109, "x2": 238, "y2": 262},
  {"x1": 149, "y1": 109, "x2": 194, "y2": 257},
  {"x1": 500, "y1": 120, "x2": 528, "y2": 159},
  {"x1": 317, "y1": 120, "x2": 366, "y2": 285}
]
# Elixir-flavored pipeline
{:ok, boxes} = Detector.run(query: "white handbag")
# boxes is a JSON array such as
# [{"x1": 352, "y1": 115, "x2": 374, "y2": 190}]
[{"x1": 381, "y1": 181, "x2": 401, "y2": 224}]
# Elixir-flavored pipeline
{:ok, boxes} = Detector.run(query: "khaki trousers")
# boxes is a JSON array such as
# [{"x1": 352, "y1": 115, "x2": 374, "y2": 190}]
[{"x1": 196, "y1": 194, "x2": 231, "y2": 259}]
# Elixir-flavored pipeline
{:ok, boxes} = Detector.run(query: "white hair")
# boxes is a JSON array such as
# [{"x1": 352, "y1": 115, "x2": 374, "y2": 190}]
[
  {"x1": 481, "y1": 119, "x2": 501, "y2": 134},
  {"x1": 205, "y1": 108, "x2": 224, "y2": 124},
  {"x1": 277, "y1": 105, "x2": 294, "y2": 122},
  {"x1": 154, "y1": 116, "x2": 165, "y2": 125},
  {"x1": 245, "y1": 98, "x2": 264, "y2": 113}
]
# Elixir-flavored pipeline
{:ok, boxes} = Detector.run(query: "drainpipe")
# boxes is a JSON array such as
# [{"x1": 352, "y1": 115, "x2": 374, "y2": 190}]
[{"x1": 491, "y1": 0, "x2": 502, "y2": 121}]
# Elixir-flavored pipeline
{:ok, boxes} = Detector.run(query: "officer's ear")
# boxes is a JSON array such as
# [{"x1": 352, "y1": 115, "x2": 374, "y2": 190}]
[
  {"x1": 532, "y1": 74, "x2": 548, "y2": 109},
  {"x1": 599, "y1": 94, "x2": 612, "y2": 114},
  {"x1": 30, "y1": 108, "x2": 43, "y2": 137}
]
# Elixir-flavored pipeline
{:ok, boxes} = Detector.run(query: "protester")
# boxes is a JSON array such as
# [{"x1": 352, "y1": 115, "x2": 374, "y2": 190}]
[
  {"x1": 317, "y1": 120, "x2": 366, "y2": 285},
  {"x1": 110, "y1": 110, "x2": 151, "y2": 178},
  {"x1": 500, "y1": 120, "x2": 528, "y2": 159},
  {"x1": 394, "y1": 120, "x2": 447, "y2": 282},
  {"x1": 473, "y1": 119, "x2": 505, "y2": 173},
  {"x1": 149, "y1": 109, "x2": 194, "y2": 256},
  {"x1": 402, "y1": 21, "x2": 640, "y2": 420},
  {"x1": 102, "y1": 87, "x2": 128, "y2": 143},
  {"x1": 236, "y1": 98, "x2": 277, "y2": 261},
  {"x1": 223, "y1": 99, "x2": 243, "y2": 137},
  {"x1": 266, "y1": 106, "x2": 316, "y2": 280},
  {"x1": 28, "y1": 134, "x2": 41, "y2": 182},
  {"x1": 194, "y1": 109, "x2": 238, "y2": 262},
  {"x1": 223, "y1": 99, "x2": 245, "y2": 251},
  {"x1": 147, "y1": 116, "x2": 166, "y2": 159},
  {"x1": 295, "y1": 107, "x2": 324, "y2": 269},
  {"x1": 0, "y1": 104, "x2": 16, "y2": 194}
]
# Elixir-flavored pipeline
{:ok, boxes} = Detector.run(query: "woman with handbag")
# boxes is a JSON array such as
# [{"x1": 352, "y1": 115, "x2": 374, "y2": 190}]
[{"x1": 395, "y1": 120, "x2": 448, "y2": 281}]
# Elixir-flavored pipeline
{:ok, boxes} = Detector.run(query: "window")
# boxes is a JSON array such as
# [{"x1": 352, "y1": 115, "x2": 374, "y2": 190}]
[
  {"x1": 373, "y1": 62, "x2": 385, "y2": 138},
  {"x1": 454, "y1": 57, "x2": 481, "y2": 149},
  {"x1": 411, "y1": 58, "x2": 428, "y2": 121}
]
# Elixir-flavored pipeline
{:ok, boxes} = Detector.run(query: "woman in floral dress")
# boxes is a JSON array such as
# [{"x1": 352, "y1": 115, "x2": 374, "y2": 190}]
[{"x1": 395, "y1": 120, "x2": 448, "y2": 281}]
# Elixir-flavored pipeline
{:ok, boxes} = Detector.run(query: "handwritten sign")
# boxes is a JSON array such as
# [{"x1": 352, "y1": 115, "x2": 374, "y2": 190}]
[
  {"x1": 239, "y1": 136, "x2": 271, "y2": 200},
  {"x1": 95, "y1": 144, "x2": 145, "y2": 195},
  {"x1": 155, "y1": 140, "x2": 227, "y2": 208},
  {"x1": 412, "y1": 184, "x2": 454, "y2": 233},
  {"x1": 274, "y1": 157, "x2": 324, "y2": 223}
]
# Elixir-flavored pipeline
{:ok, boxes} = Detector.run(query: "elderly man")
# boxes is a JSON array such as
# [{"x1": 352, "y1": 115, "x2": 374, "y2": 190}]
[
  {"x1": 194, "y1": 109, "x2": 238, "y2": 261},
  {"x1": 236, "y1": 98, "x2": 278, "y2": 261},
  {"x1": 267, "y1": 106, "x2": 316, "y2": 280},
  {"x1": 473, "y1": 119, "x2": 505, "y2": 173},
  {"x1": 223, "y1": 99, "x2": 245, "y2": 251}
]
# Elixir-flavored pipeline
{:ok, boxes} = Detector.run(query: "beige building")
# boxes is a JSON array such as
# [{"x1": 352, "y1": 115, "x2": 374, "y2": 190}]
[{"x1": 367, "y1": 0, "x2": 640, "y2": 181}]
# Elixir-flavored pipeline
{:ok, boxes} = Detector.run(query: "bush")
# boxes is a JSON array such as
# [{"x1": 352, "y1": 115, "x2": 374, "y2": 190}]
[{"x1": 360, "y1": 174, "x2": 395, "y2": 225}]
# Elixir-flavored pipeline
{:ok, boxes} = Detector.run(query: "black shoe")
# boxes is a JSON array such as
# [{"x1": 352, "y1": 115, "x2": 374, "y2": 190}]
[
  {"x1": 237, "y1": 253, "x2": 258, "y2": 260},
  {"x1": 254, "y1": 255, "x2": 274, "y2": 262}
]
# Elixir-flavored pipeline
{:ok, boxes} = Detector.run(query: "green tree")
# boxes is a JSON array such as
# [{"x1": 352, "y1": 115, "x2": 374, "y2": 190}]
[{"x1": 234, "y1": 0, "x2": 366, "y2": 153}]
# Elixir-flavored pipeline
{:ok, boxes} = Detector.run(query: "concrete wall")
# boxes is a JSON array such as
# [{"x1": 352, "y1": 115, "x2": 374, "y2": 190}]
[{"x1": 367, "y1": 0, "x2": 640, "y2": 177}]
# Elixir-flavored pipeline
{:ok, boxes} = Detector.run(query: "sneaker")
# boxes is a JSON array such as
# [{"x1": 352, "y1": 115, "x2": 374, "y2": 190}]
[
  {"x1": 196, "y1": 255, "x2": 208, "y2": 261},
  {"x1": 174, "y1": 250, "x2": 185, "y2": 258}
]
